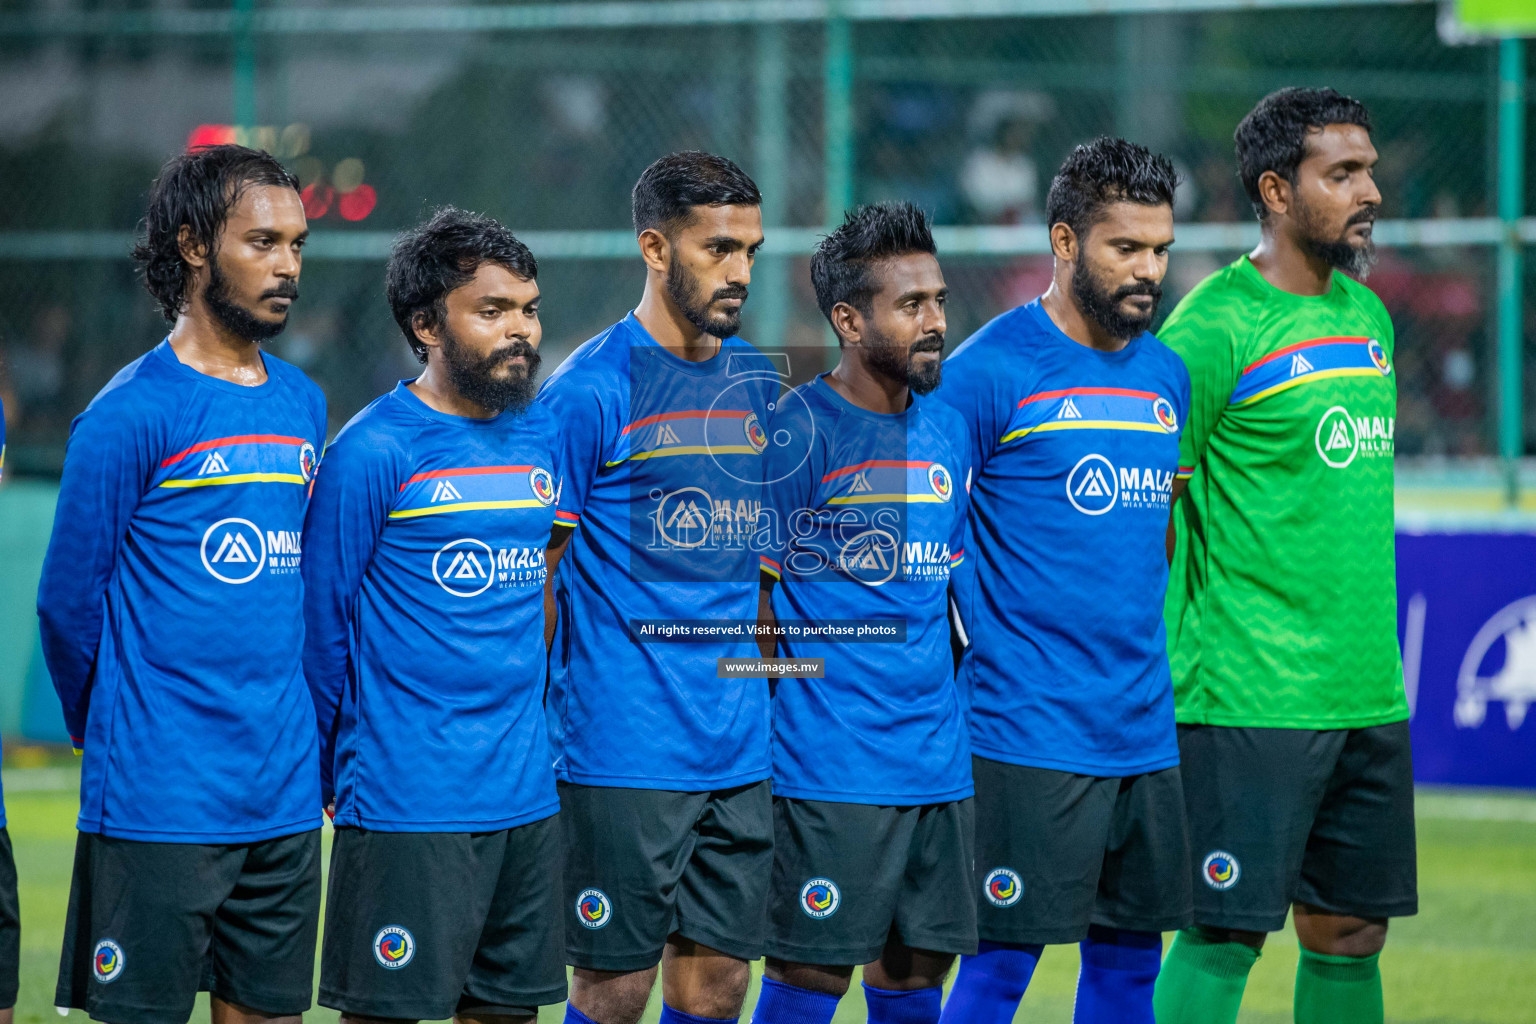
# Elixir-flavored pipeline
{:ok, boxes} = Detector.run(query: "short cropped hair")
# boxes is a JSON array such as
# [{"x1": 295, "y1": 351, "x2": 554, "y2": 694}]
[
  {"x1": 810, "y1": 202, "x2": 937, "y2": 328},
  {"x1": 132, "y1": 144, "x2": 300, "y2": 322},
  {"x1": 631, "y1": 151, "x2": 761, "y2": 236},
  {"x1": 1045, "y1": 136, "x2": 1179, "y2": 240},
  {"x1": 1235, "y1": 87, "x2": 1373, "y2": 219},
  {"x1": 385, "y1": 207, "x2": 538, "y2": 364}
]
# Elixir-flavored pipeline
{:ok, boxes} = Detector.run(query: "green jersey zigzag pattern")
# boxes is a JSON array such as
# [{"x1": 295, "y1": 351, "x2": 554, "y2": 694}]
[{"x1": 1162, "y1": 255, "x2": 1408, "y2": 729}]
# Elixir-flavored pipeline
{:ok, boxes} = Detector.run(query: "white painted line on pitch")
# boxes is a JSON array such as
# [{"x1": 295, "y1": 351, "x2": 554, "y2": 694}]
[
  {"x1": 1415, "y1": 793, "x2": 1536, "y2": 824},
  {"x1": 2, "y1": 767, "x2": 79, "y2": 792}
]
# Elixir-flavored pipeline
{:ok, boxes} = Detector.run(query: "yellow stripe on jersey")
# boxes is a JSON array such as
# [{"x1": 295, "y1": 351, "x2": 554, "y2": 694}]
[
  {"x1": 388, "y1": 499, "x2": 548, "y2": 519},
  {"x1": 605, "y1": 444, "x2": 760, "y2": 466},
  {"x1": 159, "y1": 472, "x2": 307, "y2": 488},
  {"x1": 1000, "y1": 420, "x2": 1169, "y2": 444},
  {"x1": 825, "y1": 494, "x2": 949, "y2": 505},
  {"x1": 1230, "y1": 367, "x2": 1382, "y2": 408}
]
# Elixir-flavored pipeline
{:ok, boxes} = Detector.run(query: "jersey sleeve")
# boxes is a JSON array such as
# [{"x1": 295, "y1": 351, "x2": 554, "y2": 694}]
[
  {"x1": 759, "y1": 395, "x2": 824, "y2": 583},
  {"x1": 36, "y1": 393, "x2": 165, "y2": 750},
  {"x1": 537, "y1": 377, "x2": 612, "y2": 531},
  {"x1": 1159, "y1": 302, "x2": 1239, "y2": 482},
  {"x1": 936, "y1": 343, "x2": 1009, "y2": 475},
  {"x1": 948, "y1": 426, "x2": 973, "y2": 572},
  {"x1": 301, "y1": 426, "x2": 401, "y2": 803}
]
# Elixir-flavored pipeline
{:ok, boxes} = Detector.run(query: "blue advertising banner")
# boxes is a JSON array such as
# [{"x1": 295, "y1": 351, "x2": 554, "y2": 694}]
[{"x1": 1399, "y1": 532, "x2": 1536, "y2": 789}]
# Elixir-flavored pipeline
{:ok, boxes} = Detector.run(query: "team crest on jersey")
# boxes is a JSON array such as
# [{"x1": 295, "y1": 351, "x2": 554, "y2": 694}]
[
  {"x1": 92, "y1": 939, "x2": 124, "y2": 983},
  {"x1": 1367, "y1": 338, "x2": 1391, "y2": 375},
  {"x1": 743, "y1": 412, "x2": 769, "y2": 454},
  {"x1": 983, "y1": 868, "x2": 1022, "y2": 907},
  {"x1": 373, "y1": 925, "x2": 415, "y2": 968},
  {"x1": 800, "y1": 878, "x2": 841, "y2": 919},
  {"x1": 298, "y1": 441, "x2": 318, "y2": 482},
  {"x1": 1153, "y1": 397, "x2": 1178, "y2": 433},
  {"x1": 928, "y1": 463, "x2": 954, "y2": 501},
  {"x1": 529, "y1": 466, "x2": 556, "y2": 505},
  {"x1": 1202, "y1": 851, "x2": 1240, "y2": 890},
  {"x1": 576, "y1": 888, "x2": 612, "y2": 929}
]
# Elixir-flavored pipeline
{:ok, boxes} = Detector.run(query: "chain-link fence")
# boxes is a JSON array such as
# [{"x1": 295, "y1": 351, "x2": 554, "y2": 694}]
[{"x1": 0, "y1": 0, "x2": 1530, "y2": 486}]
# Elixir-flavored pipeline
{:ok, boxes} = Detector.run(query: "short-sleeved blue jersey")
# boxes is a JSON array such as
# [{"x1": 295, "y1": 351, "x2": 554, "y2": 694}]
[
  {"x1": 537, "y1": 313, "x2": 777, "y2": 790},
  {"x1": 302, "y1": 383, "x2": 561, "y2": 831},
  {"x1": 37, "y1": 340, "x2": 326, "y2": 842},
  {"x1": 937, "y1": 300, "x2": 1190, "y2": 776},
  {"x1": 761, "y1": 375, "x2": 972, "y2": 805}
]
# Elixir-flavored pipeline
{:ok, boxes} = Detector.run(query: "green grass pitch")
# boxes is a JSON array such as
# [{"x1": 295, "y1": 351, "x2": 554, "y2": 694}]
[{"x1": 5, "y1": 776, "x2": 1533, "y2": 1023}]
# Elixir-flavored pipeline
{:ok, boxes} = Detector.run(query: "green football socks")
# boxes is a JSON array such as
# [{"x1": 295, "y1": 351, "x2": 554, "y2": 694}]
[
  {"x1": 1151, "y1": 927, "x2": 1260, "y2": 1024},
  {"x1": 1293, "y1": 946, "x2": 1383, "y2": 1024}
]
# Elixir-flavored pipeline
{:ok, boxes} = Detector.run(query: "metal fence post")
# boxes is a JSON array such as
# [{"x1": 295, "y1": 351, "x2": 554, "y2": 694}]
[
  {"x1": 1497, "y1": 36, "x2": 1525, "y2": 505},
  {"x1": 754, "y1": 21, "x2": 790, "y2": 350},
  {"x1": 233, "y1": 0, "x2": 257, "y2": 129},
  {"x1": 824, "y1": 7, "x2": 854, "y2": 225}
]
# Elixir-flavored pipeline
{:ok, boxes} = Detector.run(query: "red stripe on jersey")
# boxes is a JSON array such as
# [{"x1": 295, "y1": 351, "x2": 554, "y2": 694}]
[
  {"x1": 620, "y1": 409, "x2": 750, "y2": 436},
  {"x1": 820, "y1": 459, "x2": 932, "y2": 483},
  {"x1": 1017, "y1": 387, "x2": 1159, "y2": 407},
  {"x1": 159, "y1": 434, "x2": 305, "y2": 468},
  {"x1": 399, "y1": 465, "x2": 534, "y2": 490},
  {"x1": 1242, "y1": 336, "x2": 1368, "y2": 374}
]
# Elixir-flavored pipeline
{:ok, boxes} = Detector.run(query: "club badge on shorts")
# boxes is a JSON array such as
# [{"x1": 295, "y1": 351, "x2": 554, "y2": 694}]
[
  {"x1": 1202, "y1": 851, "x2": 1241, "y2": 890},
  {"x1": 374, "y1": 925, "x2": 415, "y2": 968},
  {"x1": 983, "y1": 867, "x2": 1023, "y2": 907},
  {"x1": 92, "y1": 939, "x2": 124, "y2": 983},
  {"x1": 799, "y1": 878, "x2": 841, "y2": 919}
]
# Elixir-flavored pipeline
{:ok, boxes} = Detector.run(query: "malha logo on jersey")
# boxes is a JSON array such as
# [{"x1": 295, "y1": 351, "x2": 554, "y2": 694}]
[
  {"x1": 983, "y1": 867, "x2": 1022, "y2": 907},
  {"x1": 1202, "y1": 851, "x2": 1241, "y2": 890},
  {"x1": 800, "y1": 878, "x2": 841, "y2": 919},
  {"x1": 200, "y1": 518, "x2": 268, "y2": 583},
  {"x1": 1367, "y1": 338, "x2": 1391, "y2": 375},
  {"x1": 298, "y1": 441, "x2": 318, "y2": 482},
  {"x1": 432, "y1": 538, "x2": 495, "y2": 597},
  {"x1": 529, "y1": 466, "x2": 556, "y2": 506},
  {"x1": 1153, "y1": 397, "x2": 1178, "y2": 433},
  {"x1": 744, "y1": 412, "x2": 769, "y2": 454},
  {"x1": 92, "y1": 939, "x2": 124, "y2": 983},
  {"x1": 373, "y1": 925, "x2": 415, "y2": 969},
  {"x1": 1066, "y1": 454, "x2": 1119, "y2": 515},
  {"x1": 576, "y1": 888, "x2": 612, "y2": 929},
  {"x1": 928, "y1": 462, "x2": 953, "y2": 501}
]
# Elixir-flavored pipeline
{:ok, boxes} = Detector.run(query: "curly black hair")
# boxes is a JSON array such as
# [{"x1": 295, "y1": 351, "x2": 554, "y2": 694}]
[
  {"x1": 385, "y1": 207, "x2": 538, "y2": 365},
  {"x1": 810, "y1": 201, "x2": 936, "y2": 323},
  {"x1": 631, "y1": 151, "x2": 761, "y2": 237},
  {"x1": 1045, "y1": 136, "x2": 1180, "y2": 241},
  {"x1": 131, "y1": 144, "x2": 300, "y2": 323},
  {"x1": 1235, "y1": 87, "x2": 1373, "y2": 220}
]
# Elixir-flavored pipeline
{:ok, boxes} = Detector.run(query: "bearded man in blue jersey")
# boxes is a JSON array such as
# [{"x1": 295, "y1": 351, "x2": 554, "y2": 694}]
[
  {"x1": 303, "y1": 208, "x2": 565, "y2": 1024},
  {"x1": 538, "y1": 152, "x2": 777, "y2": 1024},
  {"x1": 747, "y1": 202, "x2": 974, "y2": 1024},
  {"x1": 38, "y1": 144, "x2": 324, "y2": 1024},
  {"x1": 935, "y1": 137, "x2": 1194, "y2": 1024}
]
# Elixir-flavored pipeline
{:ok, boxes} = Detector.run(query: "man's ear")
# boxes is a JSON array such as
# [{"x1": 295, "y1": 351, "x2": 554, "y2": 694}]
[
  {"x1": 1048, "y1": 221, "x2": 1078, "y2": 263},
  {"x1": 637, "y1": 228, "x2": 671, "y2": 275},
  {"x1": 830, "y1": 301, "x2": 863, "y2": 347},
  {"x1": 411, "y1": 310, "x2": 441, "y2": 354},
  {"x1": 177, "y1": 225, "x2": 210, "y2": 269},
  {"x1": 1257, "y1": 170, "x2": 1292, "y2": 219}
]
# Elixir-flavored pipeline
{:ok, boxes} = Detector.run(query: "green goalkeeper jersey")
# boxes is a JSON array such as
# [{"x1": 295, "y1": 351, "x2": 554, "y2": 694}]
[{"x1": 1162, "y1": 255, "x2": 1408, "y2": 729}]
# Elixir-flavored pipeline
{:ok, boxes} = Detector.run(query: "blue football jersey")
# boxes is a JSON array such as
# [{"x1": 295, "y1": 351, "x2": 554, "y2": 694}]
[
  {"x1": 937, "y1": 299, "x2": 1190, "y2": 776},
  {"x1": 761, "y1": 375, "x2": 972, "y2": 805},
  {"x1": 537, "y1": 312, "x2": 777, "y2": 789},
  {"x1": 303, "y1": 383, "x2": 561, "y2": 831},
  {"x1": 37, "y1": 340, "x2": 325, "y2": 842}
]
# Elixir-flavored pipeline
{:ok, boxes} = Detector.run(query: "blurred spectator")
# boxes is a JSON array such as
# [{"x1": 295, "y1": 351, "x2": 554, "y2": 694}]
[
  {"x1": 3, "y1": 305, "x2": 69, "y2": 434},
  {"x1": 958, "y1": 91, "x2": 1053, "y2": 225}
]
